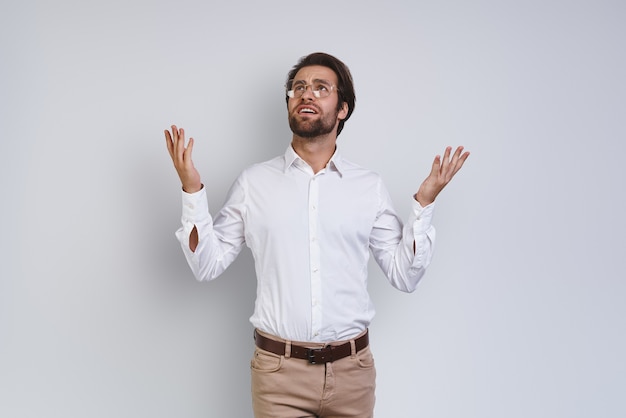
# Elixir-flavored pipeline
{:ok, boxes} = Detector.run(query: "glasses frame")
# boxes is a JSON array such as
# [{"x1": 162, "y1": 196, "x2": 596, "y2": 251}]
[{"x1": 286, "y1": 79, "x2": 338, "y2": 99}]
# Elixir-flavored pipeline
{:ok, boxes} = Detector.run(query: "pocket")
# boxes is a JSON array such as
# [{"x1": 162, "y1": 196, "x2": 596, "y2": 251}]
[
  {"x1": 356, "y1": 346, "x2": 375, "y2": 369},
  {"x1": 250, "y1": 348, "x2": 283, "y2": 373}
]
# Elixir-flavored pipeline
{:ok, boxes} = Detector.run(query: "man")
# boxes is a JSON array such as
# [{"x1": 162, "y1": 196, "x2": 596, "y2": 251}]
[{"x1": 165, "y1": 52, "x2": 469, "y2": 417}]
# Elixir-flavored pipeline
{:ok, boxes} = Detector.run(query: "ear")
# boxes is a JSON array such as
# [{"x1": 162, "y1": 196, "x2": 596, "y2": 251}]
[{"x1": 338, "y1": 101, "x2": 349, "y2": 120}]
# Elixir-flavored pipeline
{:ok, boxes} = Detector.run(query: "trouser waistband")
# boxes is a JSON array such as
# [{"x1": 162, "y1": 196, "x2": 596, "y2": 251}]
[{"x1": 253, "y1": 329, "x2": 369, "y2": 364}]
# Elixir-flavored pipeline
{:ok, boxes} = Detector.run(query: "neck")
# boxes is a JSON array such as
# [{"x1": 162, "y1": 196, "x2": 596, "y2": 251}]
[{"x1": 291, "y1": 133, "x2": 337, "y2": 174}]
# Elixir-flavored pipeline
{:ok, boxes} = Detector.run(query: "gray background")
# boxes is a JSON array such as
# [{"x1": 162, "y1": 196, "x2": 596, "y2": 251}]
[{"x1": 1, "y1": 0, "x2": 625, "y2": 416}]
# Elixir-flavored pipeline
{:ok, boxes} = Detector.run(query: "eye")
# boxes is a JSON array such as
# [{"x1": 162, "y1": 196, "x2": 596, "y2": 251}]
[
  {"x1": 315, "y1": 83, "x2": 329, "y2": 92},
  {"x1": 294, "y1": 84, "x2": 306, "y2": 92}
]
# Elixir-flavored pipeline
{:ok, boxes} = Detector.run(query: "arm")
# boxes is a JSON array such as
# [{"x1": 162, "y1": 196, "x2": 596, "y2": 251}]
[
  {"x1": 176, "y1": 183, "x2": 246, "y2": 281},
  {"x1": 371, "y1": 146, "x2": 470, "y2": 292},
  {"x1": 165, "y1": 125, "x2": 202, "y2": 251},
  {"x1": 370, "y1": 181, "x2": 435, "y2": 293},
  {"x1": 165, "y1": 125, "x2": 245, "y2": 281}
]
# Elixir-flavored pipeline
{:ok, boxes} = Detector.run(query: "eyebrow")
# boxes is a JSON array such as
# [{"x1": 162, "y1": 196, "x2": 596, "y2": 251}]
[{"x1": 292, "y1": 78, "x2": 332, "y2": 85}]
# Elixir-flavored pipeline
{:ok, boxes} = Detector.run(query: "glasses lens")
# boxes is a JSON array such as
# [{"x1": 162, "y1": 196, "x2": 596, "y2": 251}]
[
  {"x1": 313, "y1": 81, "x2": 332, "y2": 98},
  {"x1": 286, "y1": 79, "x2": 334, "y2": 98}
]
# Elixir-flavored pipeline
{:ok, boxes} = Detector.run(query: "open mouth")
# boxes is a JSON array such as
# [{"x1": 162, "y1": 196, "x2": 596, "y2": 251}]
[{"x1": 297, "y1": 106, "x2": 318, "y2": 115}]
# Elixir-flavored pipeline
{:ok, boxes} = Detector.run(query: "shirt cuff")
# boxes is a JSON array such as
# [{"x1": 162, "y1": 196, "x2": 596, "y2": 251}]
[
  {"x1": 181, "y1": 186, "x2": 211, "y2": 225},
  {"x1": 409, "y1": 198, "x2": 435, "y2": 236}
]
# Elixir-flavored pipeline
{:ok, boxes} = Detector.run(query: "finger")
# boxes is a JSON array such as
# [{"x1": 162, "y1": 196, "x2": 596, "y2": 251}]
[
  {"x1": 446, "y1": 150, "x2": 470, "y2": 180},
  {"x1": 452, "y1": 146, "x2": 464, "y2": 162},
  {"x1": 176, "y1": 127, "x2": 186, "y2": 161},
  {"x1": 452, "y1": 151, "x2": 470, "y2": 175},
  {"x1": 170, "y1": 125, "x2": 179, "y2": 148},
  {"x1": 430, "y1": 154, "x2": 441, "y2": 177},
  {"x1": 165, "y1": 129, "x2": 174, "y2": 158},
  {"x1": 170, "y1": 125, "x2": 178, "y2": 142},
  {"x1": 440, "y1": 146, "x2": 452, "y2": 174},
  {"x1": 183, "y1": 137, "x2": 194, "y2": 164},
  {"x1": 447, "y1": 146, "x2": 465, "y2": 173}
]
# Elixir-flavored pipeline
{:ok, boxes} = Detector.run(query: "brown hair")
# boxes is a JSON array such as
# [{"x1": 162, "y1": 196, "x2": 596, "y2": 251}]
[{"x1": 286, "y1": 52, "x2": 356, "y2": 136}]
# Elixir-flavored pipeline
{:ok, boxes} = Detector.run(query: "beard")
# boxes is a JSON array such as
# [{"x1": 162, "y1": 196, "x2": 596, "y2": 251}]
[{"x1": 289, "y1": 109, "x2": 339, "y2": 138}]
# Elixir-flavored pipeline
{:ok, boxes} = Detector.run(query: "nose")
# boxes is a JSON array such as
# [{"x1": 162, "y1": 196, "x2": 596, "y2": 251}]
[{"x1": 300, "y1": 85, "x2": 316, "y2": 100}]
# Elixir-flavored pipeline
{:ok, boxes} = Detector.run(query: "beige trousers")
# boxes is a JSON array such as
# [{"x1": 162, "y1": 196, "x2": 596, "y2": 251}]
[{"x1": 250, "y1": 329, "x2": 376, "y2": 418}]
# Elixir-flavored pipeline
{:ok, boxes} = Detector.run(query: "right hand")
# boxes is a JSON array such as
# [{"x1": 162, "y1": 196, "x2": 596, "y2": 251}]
[{"x1": 165, "y1": 125, "x2": 202, "y2": 193}]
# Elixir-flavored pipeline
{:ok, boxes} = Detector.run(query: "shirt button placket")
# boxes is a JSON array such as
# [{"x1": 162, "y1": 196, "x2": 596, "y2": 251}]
[{"x1": 309, "y1": 175, "x2": 322, "y2": 340}]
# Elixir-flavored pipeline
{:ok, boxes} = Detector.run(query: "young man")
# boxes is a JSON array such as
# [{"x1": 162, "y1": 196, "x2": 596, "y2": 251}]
[{"x1": 165, "y1": 52, "x2": 469, "y2": 417}]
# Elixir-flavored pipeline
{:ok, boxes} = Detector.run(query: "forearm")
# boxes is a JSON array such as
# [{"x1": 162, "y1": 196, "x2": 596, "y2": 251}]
[
  {"x1": 373, "y1": 199, "x2": 436, "y2": 293},
  {"x1": 176, "y1": 186, "x2": 245, "y2": 282},
  {"x1": 387, "y1": 224, "x2": 435, "y2": 292}
]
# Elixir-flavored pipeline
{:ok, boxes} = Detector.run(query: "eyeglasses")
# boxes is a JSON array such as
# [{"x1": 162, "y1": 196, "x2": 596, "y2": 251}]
[{"x1": 286, "y1": 79, "x2": 338, "y2": 99}]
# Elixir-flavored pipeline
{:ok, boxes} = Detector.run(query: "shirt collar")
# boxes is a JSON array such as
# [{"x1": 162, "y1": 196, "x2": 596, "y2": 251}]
[{"x1": 283, "y1": 146, "x2": 345, "y2": 177}]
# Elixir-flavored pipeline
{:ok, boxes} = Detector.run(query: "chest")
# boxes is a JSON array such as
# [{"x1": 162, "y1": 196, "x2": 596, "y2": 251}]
[{"x1": 244, "y1": 173, "x2": 380, "y2": 243}]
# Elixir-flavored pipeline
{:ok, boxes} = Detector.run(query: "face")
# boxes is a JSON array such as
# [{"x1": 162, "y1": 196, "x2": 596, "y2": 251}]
[{"x1": 287, "y1": 65, "x2": 348, "y2": 139}]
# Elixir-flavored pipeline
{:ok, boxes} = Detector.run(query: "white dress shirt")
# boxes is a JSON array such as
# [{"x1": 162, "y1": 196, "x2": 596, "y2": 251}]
[{"x1": 176, "y1": 146, "x2": 436, "y2": 343}]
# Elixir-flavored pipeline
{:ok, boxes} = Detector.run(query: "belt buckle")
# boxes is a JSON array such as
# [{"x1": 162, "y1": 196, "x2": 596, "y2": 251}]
[
  {"x1": 306, "y1": 347, "x2": 331, "y2": 364},
  {"x1": 306, "y1": 348, "x2": 320, "y2": 364}
]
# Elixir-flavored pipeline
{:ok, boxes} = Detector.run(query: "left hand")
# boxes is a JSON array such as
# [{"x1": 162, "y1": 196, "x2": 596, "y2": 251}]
[{"x1": 414, "y1": 146, "x2": 470, "y2": 206}]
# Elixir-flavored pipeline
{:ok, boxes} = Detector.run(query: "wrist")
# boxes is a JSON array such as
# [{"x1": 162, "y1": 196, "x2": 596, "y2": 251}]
[
  {"x1": 183, "y1": 183, "x2": 203, "y2": 194},
  {"x1": 414, "y1": 192, "x2": 434, "y2": 207}
]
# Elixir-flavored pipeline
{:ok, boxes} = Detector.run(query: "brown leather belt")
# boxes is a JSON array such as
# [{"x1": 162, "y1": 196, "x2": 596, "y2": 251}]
[{"x1": 254, "y1": 329, "x2": 369, "y2": 364}]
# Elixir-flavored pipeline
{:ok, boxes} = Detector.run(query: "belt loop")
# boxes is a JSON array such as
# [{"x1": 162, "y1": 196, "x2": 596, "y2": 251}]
[
  {"x1": 285, "y1": 340, "x2": 292, "y2": 359},
  {"x1": 350, "y1": 339, "x2": 356, "y2": 358}
]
